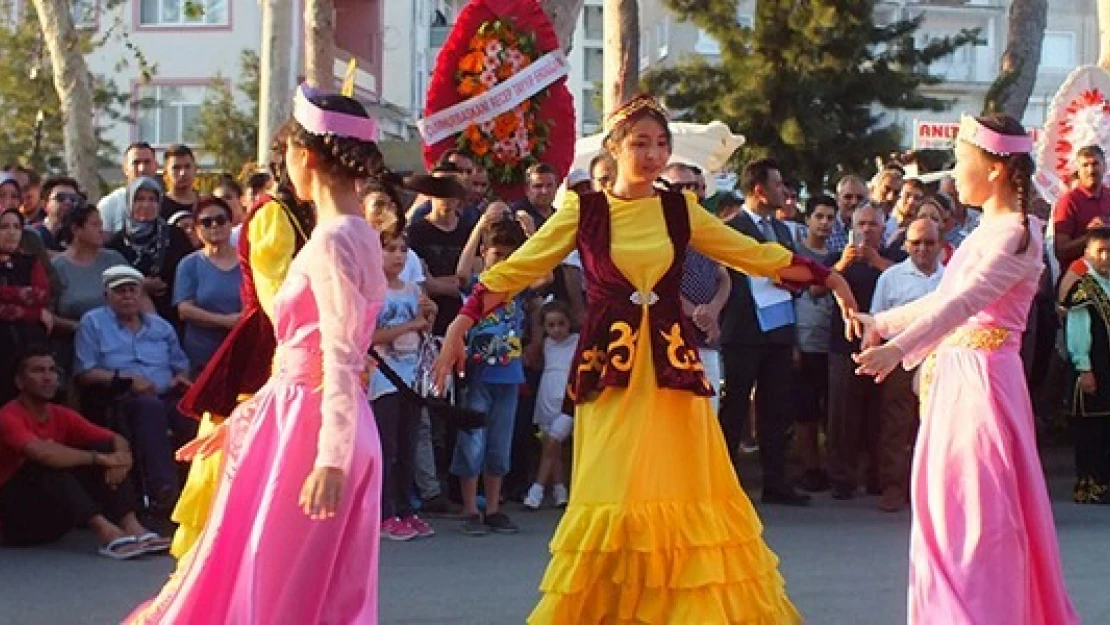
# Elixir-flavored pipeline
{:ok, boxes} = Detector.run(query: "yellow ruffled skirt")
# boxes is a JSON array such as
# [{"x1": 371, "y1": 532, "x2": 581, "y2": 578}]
[
  {"x1": 528, "y1": 327, "x2": 801, "y2": 624},
  {"x1": 170, "y1": 412, "x2": 225, "y2": 559}
]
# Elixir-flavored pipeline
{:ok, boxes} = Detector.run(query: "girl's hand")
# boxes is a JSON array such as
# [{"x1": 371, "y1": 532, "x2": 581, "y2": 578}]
[
  {"x1": 431, "y1": 319, "x2": 470, "y2": 396},
  {"x1": 853, "y1": 312, "x2": 883, "y2": 350},
  {"x1": 825, "y1": 273, "x2": 861, "y2": 340},
  {"x1": 852, "y1": 343, "x2": 905, "y2": 383},
  {"x1": 299, "y1": 466, "x2": 345, "y2": 520},
  {"x1": 176, "y1": 422, "x2": 228, "y2": 461}
]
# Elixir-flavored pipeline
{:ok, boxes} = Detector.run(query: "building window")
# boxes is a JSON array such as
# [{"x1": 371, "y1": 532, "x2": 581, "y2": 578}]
[
  {"x1": 584, "y1": 5, "x2": 602, "y2": 41},
  {"x1": 656, "y1": 17, "x2": 669, "y2": 58},
  {"x1": 736, "y1": 8, "x2": 753, "y2": 28},
  {"x1": 1041, "y1": 31, "x2": 1076, "y2": 69},
  {"x1": 136, "y1": 84, "x2": 207, "y2": 146},
  {"x1": 140, "y1": 0, "x2": 228, "y2": 26},
  {"x1": 582, "y1": 88, "x2": 601, "y2": 126},
  {"x1": 695, "y1": 29, "x2": 721, "y2": 56},
  {"x1": 584, "y1": 46, "x2": 603, "y2": 83}
]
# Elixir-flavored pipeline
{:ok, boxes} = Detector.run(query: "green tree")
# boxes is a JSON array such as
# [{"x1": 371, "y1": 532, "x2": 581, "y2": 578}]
[
  {"x1": 645, "y1": 0, "x2": 980, "y2": 191},
  {"x1": 0, "y1": 7, "x2": 139, "y2": 179},
  {"x1": 194, "y1": 50, "x2": 261, "y2": 174}
]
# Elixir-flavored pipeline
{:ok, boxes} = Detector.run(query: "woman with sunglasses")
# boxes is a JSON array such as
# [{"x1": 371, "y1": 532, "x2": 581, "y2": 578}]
[{"x1": 173, "y1": 196, "x2": 242, "y2": 375}]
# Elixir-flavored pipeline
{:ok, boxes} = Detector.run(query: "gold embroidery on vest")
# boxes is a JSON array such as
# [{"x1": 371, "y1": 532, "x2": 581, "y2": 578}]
[
  {"x1": 608, "y1": 321, "x2": 637, "y2": 372},
  {"x1": 577, "y1": 346, "x2": 606, "y2": 376},
  {"x1": 661, "y1": 323, "x2": 704, "y2": 371}
]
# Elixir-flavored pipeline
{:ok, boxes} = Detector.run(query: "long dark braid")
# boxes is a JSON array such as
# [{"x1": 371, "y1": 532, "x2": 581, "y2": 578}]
[{"x1": 975, "y1": 113, "x2": 1035, "y2": 255}]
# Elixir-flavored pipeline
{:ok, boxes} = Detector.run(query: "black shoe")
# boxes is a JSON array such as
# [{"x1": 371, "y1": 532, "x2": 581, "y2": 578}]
[
  {"x1": 484, "y1": 512, "x2": 520, "y2": 534},
  {"x1": 831, "y1": 483, "x2": 856, "y2": 500},
  {"x1": 461, "y1": 514, "x2": 488, "y2": 536},
  {"x1": 761, "y1": 488, "x2": 811, "y2": 506},
  {"x1": 798, "y1": 469, "x2": 831, "y2": 493}
]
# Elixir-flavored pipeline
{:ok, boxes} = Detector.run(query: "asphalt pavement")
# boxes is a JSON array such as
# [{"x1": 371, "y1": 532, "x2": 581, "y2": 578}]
[{"x1": 2, "y1": 448, "x2": 1109, "y2": 625}]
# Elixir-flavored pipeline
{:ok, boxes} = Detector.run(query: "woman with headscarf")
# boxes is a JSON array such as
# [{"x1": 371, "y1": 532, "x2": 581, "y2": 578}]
[
  {"x1": 106, "y1": 177, "x2": 194, "y2": 330},
  {"x1": 0, "y1": 208, "x2": 52, "y2": 406}
]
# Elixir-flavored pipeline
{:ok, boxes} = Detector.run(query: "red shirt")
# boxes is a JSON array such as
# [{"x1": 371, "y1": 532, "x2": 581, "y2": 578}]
[
  {"x1": 1053, "y1": 185, "x2": 1110, "y2": 239},
  {"x1": 0, "y1": 400, "x2": 114, "y2": 487}
]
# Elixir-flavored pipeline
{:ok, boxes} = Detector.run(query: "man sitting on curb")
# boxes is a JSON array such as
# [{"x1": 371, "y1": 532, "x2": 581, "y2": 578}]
[{"x1": 0, "y1": 346, "x2": 170, "y2": 559}]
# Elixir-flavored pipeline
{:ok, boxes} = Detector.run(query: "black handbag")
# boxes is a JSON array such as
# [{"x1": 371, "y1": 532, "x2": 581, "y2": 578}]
[{"x1": 368, "y1": 347, "x2": 486, "y2": 430}]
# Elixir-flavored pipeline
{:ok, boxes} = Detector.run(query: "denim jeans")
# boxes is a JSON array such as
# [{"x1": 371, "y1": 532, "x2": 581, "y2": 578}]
[{"x1": 450, "y1": 381, "x2": 518, "y2": 478}]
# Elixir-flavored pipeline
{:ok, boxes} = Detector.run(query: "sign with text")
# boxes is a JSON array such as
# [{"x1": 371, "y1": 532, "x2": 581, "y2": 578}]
[{"x1": 913, "y1": 120, "x2": 1041, "y2": 150}]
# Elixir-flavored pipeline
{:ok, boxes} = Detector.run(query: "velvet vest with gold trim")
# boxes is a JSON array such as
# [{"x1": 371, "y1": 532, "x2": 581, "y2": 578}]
[{"x1": 566, "y1": 191, "x2": 714, "y2": 407}]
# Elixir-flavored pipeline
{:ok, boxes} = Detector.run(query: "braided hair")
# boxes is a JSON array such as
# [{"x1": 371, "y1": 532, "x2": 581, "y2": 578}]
[
  {"x1": 279, "y1": 91, "x2": 408, "y2": 229},
  {"x1": 974, "y1": 113, "x2": 1035, "y2": 255}
]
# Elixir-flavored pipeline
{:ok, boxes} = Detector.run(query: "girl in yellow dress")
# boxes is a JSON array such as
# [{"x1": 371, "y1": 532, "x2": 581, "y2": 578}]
[{"x1": 433, "y1": 94, "x2": 858, "y2": 623}]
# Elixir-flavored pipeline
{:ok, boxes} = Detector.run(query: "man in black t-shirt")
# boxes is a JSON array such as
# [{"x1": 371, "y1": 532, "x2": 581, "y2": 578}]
[
  {"x1": 826, "y1": 204, "x2": 894, "y2": 500},
  {"x1": 160, "y1": 144, "x2": 199, "y2": 221}
]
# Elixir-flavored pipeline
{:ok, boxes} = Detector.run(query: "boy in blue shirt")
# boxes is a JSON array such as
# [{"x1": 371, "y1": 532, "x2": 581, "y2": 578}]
[{"x1": 451, "y1": 211, "x2": 534, "y2": 535}]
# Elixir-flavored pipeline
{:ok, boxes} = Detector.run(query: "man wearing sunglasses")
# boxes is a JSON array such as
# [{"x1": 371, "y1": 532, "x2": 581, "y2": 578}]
[
  {"x1": 868, "y1": 217, "x2": 944, "y2": 512},
  {"x1": 33, "y1": 176, "x2": 83, "y2": 254}
]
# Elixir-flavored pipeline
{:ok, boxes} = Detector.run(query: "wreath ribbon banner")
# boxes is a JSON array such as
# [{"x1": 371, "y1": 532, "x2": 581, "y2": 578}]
[{"x1": 418, "y1": 49, "x2": 570, "y2": 146}]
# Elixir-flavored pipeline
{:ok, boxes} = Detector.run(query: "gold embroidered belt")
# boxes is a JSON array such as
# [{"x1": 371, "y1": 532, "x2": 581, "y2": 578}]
[
  {"x1": 920, "y1": 327, "x2": 1012, "y2": 407},
  {"x1": 938, "y1": 327, "x2": 1012, "y2": 352}
]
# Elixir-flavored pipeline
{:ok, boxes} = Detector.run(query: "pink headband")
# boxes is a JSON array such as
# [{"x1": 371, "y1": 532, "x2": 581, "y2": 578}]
[
  {"x1": 292, "y1": 84, "x2": 379, "y2": 142},
  {"x1": 957, "y1": 115, "x2": 1032, "y2": 155}
]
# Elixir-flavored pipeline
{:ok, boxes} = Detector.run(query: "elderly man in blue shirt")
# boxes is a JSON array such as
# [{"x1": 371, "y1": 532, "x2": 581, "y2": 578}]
[{"x1": 75, "y1": 265, "x2": 195, "y2": 512}]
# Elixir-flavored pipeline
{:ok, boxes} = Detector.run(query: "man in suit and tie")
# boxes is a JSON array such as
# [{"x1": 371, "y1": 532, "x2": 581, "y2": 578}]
[{"x1": 719, "y1": 159, "x2": 810, "y2": 505}]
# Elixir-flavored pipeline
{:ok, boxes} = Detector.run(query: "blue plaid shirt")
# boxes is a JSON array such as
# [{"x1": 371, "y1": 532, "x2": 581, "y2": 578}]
[{"x1": 828, "y1": 216, "x2": 851, "y2": 254}]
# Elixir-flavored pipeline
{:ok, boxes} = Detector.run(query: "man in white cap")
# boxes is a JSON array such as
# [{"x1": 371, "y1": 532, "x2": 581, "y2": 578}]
[
  {"x1": 565, "y1": 168, "x2": 592, "y2": 195},
  {"x1": 74, "y1": 265, "x2": 195, "y2": 513}
]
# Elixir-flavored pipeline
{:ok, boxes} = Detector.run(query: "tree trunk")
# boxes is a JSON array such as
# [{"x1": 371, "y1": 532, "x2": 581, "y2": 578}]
[
  {"x1": 29, "y1": 0, "x2": 99, "y2": 201},
  {"x1": 304, "y1": 0, "x2": 336, "y2": 90},
  {"x1": 258, "y1": 0, "x2": 294, "y2": 163},
  {"x1": 982, "y1": 0, "x2": 1047, "y2": 120},
  {"x1": 1100, "y1": 0, "x2": 1110, "y2": 70},
  {"x1": 539, "y1": 0, "x2": 586, "y2": 53},
  {"x1": 603, "y1": 0, "x2": 639, "y2": 117}
]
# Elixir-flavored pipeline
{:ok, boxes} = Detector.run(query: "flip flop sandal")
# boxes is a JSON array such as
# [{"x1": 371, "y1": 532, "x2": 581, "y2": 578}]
[
  {"x1": 98, "y1": 536, "x2": 143, "y2": 560},
  {"x1": 136, "y1": 532, "x2": 172, "y2": 554}
]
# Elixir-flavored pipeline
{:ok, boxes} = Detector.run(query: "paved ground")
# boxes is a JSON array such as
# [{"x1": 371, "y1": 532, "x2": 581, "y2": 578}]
[{"x1": 3, "y1": 448, "x2": 1110, "y2": 624}]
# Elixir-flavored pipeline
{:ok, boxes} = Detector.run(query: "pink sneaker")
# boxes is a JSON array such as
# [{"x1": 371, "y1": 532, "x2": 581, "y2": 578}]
[
  {"x1": 404, "y1": 515, "x2": 435, "y2": 538},
  {"x1": 382, "y1": 516, "x2": 418, "y2": 541}
]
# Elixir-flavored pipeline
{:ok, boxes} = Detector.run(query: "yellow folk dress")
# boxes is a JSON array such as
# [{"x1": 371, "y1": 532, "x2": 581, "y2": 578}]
[
  {"x1": 170, "y1": 199, "x2": 300, "y2": 558},
  {"x1": 481, "y1": 192, "x2": 803, "y2": 624}
]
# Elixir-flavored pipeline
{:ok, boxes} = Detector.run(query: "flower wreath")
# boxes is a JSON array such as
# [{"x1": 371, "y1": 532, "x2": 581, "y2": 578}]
[
  {"x1": 455, "y1": 19, "x2": 551, "y2": 183},
  {"x1": 1034, "y1": 66, "x2": 1110, "y2": 205},
  {"x1": 423, "y1": 0, "x2": 575, "y2": 200}
]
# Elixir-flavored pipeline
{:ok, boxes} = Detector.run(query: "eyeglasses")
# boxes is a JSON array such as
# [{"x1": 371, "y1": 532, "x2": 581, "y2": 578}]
[
  {"x1": 906, "y1": 239, "x2": 938, "y2": 247},
  {"x1": 841, "y1": 193, "x2": 866, "y2": 201},
  {"x1": 50, "y1": 192, "x2": 80, "y2": 203},
  {"x1": 199, "y1": 215, "x2": 229, "y2": 228}
]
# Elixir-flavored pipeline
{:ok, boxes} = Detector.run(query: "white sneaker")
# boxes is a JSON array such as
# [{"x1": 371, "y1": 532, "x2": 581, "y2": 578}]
[
  {"x1": 552, "y1": 484, "x2": 569, "y2": 507},
  {"x1": 523, "y1": 484, "x2": 544, "y2": 510}
]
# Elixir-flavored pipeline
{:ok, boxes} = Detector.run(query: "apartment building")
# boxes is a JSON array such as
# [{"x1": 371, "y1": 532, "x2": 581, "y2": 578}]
[{"x1": 5, "y1": 0, "x2": 389, "y2": 162}]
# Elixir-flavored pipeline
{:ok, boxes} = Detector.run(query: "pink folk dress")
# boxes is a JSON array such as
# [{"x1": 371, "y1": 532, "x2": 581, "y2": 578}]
[
  {"x1": 125, "y1": 215, "x2": 385, "y2": 625},
  {"x1": 874, "y1": 213, "x2": 1079, "y2": 625}
]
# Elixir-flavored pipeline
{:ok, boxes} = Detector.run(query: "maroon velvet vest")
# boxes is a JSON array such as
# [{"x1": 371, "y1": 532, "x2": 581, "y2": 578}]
[{"x1": 566, "y1": 191, "x2": 714, "y2": 407}]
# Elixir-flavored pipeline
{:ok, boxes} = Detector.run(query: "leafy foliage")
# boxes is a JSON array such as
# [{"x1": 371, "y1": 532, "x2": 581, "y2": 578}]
[
  {"x1": 645, "y1": 0, "x2": 980, "y2": 191},
  {"x1": 193, "y1": 50, "x2": 260, "y2": 174},
  {"x1": 0, "y1": 8, "x2": 133, "y2": 174}
]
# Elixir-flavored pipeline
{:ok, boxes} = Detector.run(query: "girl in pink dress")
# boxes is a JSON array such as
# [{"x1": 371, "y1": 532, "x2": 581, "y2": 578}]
[
  {"x1": 854, "y1": 113, "x2": 1080, "y2": 624},
  {"x1": 125, "y1": 85, "x2": 387, "y2": 624}
]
